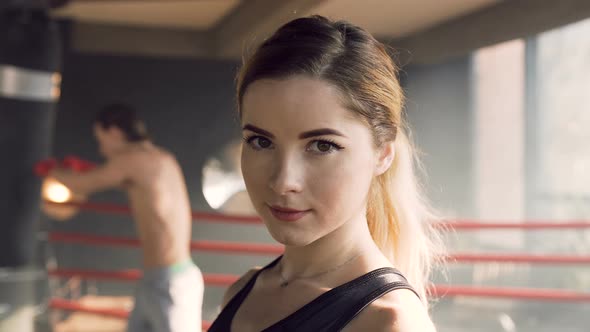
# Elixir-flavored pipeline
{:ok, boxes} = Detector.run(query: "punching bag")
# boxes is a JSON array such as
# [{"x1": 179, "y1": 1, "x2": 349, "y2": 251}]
[
  {"x1": 0, "y1": 5, "x2": 61, "y2": 332},
  {"x1": 0, "y1": 8, "x2": 61, "y2": 267}
]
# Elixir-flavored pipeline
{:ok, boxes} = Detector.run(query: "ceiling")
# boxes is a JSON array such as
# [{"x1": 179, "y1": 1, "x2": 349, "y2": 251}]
[
  {"x1": 52, "y1": 0, "x2": 242, "y2": 30},
  {"x1": 52, "y1": 0, "x2": 500, "y2": 38}
]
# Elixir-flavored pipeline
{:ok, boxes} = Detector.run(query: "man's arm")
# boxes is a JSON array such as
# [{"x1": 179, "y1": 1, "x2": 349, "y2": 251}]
[{"x1": 50, "y1": 157, "x2": 129, "y2": 195}]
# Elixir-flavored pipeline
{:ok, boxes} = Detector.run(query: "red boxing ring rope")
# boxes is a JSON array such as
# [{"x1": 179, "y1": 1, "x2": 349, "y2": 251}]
[
  {"x1": 430, "y1": 285, "x2": 590, "y2": 302},
  {"x1": 437, "y1": 220, "x2": 590, "y2": 230},
  {"x1": 48, "y1": 285, "x2": 590, "y2": 328},
  {"x1": 48, "y1": 268, "x2": 239, "y2": 286},
  {"x1": 48, "y1": 286, "x2": 589, "y2": 331},
  {"x1": 48, "y1": 268, "x2": 590, "y2": 303},
  {"x1": 45, "y1": 200, "x2": 262, "y2": 224},
  {"x1": 48, "y1": 271, "x2": 590, "y2": 302},
  {"x1": 446, "y1": 253, "x2": 590, "y2": 264},
  {"x1": 44, "y1": 200, "x2": 590, "y2": 230},
  {"x1": 47, "y1": 231, "x2": 590, "y2": 264},
  {"x1": 49, "y1": 298, "x2": 129, "y2": 319},
  {"x1": 48, "y1": 232, "x2": 285, "y2": 255},
  {"x1": 49, "y1": 299, "x2": 213, "y2": 330}
]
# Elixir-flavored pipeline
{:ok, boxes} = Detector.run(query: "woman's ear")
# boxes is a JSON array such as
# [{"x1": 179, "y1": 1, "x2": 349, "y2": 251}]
[{"x1": 374, "y1": 141, "x2": 395, "y2": 176}]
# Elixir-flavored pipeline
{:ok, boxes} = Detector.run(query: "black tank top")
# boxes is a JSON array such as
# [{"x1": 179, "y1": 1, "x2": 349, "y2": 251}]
[{"x1": 208, "y1": 256, "x2": 419, "y2": 332}]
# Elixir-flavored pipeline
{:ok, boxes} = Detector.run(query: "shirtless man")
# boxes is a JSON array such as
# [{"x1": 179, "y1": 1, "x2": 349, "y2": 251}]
[{"x1": 47, "y1": 103, "x2": 203, "y2": 332}]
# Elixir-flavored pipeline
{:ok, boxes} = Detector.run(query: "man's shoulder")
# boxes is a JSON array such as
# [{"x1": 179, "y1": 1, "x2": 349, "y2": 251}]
[{"x1": 114, "y1": 145, "x2": 171, "y2": 164}]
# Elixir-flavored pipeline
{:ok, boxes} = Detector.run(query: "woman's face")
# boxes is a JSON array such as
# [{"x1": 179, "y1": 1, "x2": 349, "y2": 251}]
[{"x1": 240, "y1": 76, "x2": 392, "y2": 247}]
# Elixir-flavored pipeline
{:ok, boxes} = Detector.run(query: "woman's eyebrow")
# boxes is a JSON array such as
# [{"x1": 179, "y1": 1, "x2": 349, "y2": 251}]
[
  {"x1": 299, "y1": 128, "x2": 347, "y2": 139},
  {"x1": 242, "y1": 124, "x2": 275, "y2": 138},
  {"x1": 242, "y1": 125, "x2": 347, "y2": 139}
]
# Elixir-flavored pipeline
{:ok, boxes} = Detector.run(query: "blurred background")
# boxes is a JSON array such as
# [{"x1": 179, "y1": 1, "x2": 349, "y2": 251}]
[{"x1": 1, "y1": 0, "x2": 589, "y2": 331}]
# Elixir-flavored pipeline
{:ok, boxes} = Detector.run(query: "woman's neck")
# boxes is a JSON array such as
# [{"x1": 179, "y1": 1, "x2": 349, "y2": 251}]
[{"x1": 280, "y1": 213, "x2": 379, "y2": 280}]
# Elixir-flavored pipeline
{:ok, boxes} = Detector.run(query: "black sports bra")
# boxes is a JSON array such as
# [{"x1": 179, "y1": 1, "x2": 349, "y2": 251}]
[{"x1": 208, "y1": 256, "x2": 419, "y2": 331}]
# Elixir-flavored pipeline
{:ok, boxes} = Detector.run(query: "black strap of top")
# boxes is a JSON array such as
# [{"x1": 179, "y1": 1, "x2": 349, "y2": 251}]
[
  {"x1": 265, "y1": 267, "x2": 418, "y2": 331},
  {"x1": 330, "y1": 269, "x2": 417, "y2": 330},
  {"x1": 208, "y1": 257, "x2": 419, "y2": 332},
  {"x1": 207, "y1": 257, "x2": 281, "y2": 331}
]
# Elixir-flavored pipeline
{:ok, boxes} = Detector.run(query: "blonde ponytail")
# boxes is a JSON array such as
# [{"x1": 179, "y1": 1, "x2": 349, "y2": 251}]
[{"x1": 367, "y1": 129, "x2": 444, "y2": 304}]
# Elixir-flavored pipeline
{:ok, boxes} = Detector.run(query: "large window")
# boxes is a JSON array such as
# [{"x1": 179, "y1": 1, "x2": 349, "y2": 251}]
[{"x1": 528, "y1": 18, "x2": 590, "y2": 221}]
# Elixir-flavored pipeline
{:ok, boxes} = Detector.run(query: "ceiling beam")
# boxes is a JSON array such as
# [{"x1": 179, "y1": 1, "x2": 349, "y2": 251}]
[
  {"x1": 390, "y1": 0, "x2": 590, "y2": 65},
  {"x1": 210, "y1": 0, "x2": 326, "y2": 59},
  {"x1": 0, "y1": 0, "x2": 66, "y2": 9},
  {"x1": 69, "y1": 0, "x2": 211, "y2": 2},
  {"x1": 69, "y1": 21, "x2": 212, "y2": 58}
]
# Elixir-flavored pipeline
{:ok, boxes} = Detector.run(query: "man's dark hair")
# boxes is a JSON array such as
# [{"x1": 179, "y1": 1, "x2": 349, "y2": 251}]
[{"x1": 95, "y1": 103, "x2": 149, "y2": 142}]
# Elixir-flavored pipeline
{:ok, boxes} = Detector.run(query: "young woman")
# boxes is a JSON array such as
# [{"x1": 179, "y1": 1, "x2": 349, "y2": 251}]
[{"x1": 209, "y1": 15, "x2": 443, "y2": 332}]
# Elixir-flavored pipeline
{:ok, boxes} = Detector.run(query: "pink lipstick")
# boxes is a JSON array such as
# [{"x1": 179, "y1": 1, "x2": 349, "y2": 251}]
[{"x1": 268, "y1": 205, "x2": 310, "y2": 222}]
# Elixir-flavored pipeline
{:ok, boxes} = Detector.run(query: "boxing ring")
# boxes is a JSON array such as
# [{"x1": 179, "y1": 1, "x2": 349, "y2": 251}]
[{"x1": 41, "y1": 200, "x2": 590, "y2": 331}]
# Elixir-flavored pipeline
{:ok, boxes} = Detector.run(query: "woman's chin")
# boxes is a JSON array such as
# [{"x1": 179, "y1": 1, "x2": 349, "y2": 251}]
[{"x1": 268, "y1": 228, "x2": 316, "y2": 248}]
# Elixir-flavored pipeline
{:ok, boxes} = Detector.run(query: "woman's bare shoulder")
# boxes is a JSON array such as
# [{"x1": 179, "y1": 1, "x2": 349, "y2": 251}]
[{"x1": 343, "y1": 288, "x2": 436, "y2": 332}]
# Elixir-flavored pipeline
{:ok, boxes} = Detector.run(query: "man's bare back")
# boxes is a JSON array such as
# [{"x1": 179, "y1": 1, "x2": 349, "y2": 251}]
[
  {"x1": 46, "y1": 104, "x2": 203, "y2": 331},
  {"x1": 118, "y1": 143, "x2": 192, "y2": 268},
  {"x1": 50, "y1": 142, "x2": 193, "y2": 268}
]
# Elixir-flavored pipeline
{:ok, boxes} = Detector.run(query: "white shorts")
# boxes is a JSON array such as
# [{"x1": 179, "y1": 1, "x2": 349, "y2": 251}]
[{"x1": 126, "y1": 260, "x2": 204, "y2": 332}]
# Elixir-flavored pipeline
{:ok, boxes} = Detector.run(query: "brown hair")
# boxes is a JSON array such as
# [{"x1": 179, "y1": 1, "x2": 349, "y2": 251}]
[{"x1": 95, "y1": 103, "x2": 149, "y2": 142}]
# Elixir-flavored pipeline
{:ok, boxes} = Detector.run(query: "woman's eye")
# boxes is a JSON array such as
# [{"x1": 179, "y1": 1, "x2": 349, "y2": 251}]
[
  {"x1": 308, "y1": 140, "x2": 343, "y2": 154},
  {"x1": 245, "y1": 136, "x2": 273, "y2": 150}
]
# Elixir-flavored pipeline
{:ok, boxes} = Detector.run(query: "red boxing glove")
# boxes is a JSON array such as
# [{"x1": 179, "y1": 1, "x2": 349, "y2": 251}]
[
  {"x1": 61, "y1": 156, "x2": 96, "y2": 172},
  {"x1": 34, "y1": 158, "x2": 58, "y2": 177}
]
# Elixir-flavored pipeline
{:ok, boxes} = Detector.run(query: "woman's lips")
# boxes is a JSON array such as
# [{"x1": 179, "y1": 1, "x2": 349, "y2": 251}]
[{"x1": 268, "y1": 205, "x2": 310, "y2": 222}]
